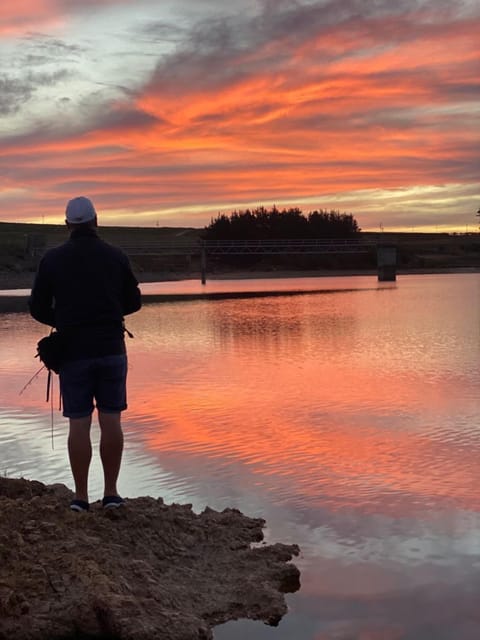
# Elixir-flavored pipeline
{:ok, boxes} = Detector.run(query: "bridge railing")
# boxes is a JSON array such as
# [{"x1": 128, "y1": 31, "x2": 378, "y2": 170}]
[
  {"x1": 43, "y1": 237, "x2": 378, "y2": 256},
  {"x1": 115, "y1": 240, "x2": 200, "y2": 255},
  {"x1": 43, "y1": 238, "x2": 201, "y2": 255},
  {"x1": 202, "y1": 238, "x2": 376, "y2": 255}
]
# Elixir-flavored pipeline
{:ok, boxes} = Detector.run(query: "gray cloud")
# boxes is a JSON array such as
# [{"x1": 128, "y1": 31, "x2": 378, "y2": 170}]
[
  {"x1": 11, "y1": 32, "x2": 86, "y2": 75},
  {"x1": 137, "y1": 20, "x2": 189, "y2": 45},
  {"x1": 23, "y1": 32, "x2": 84, "y2": 56},
  {"x1": 1, "y1": 33, "x2": 85, "y2": 117},
  {"x1": 55, "y1": 0, "x2": 133, "y2": 11},
  {"x1": 0, "y1": 94, "x2": 161, "y2": 150},
  {"x1": 144, "y1": 0, "x2": 480, "y2": 96},
  {"x1": 0, "y1": 76, "x2": 33, "y2": 116},
  {"x1": 91, "y1": 105, "x2": 163, "y2": 132},
  {"x1": 0, "y1": 69, "x2": 70, "y2": 116}
]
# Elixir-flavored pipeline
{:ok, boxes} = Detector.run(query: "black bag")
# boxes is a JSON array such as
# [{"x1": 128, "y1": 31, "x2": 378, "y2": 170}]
[{"x1": 36, "y1": 332, "x2": 65, "y2": 374}]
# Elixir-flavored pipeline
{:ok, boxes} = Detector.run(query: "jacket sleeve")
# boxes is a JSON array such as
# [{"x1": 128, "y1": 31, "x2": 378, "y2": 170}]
[
  {"x1": 121, "y1": 258, "x2": 142, "y2": 316},
  {"x1": 29, "y1": 258, "x2": 56, "y2": 327}
]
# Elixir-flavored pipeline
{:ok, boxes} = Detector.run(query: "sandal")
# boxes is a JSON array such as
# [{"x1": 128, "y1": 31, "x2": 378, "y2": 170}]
[
  {"x1": 70, "y1": 499, "x2": 89, "y2": 512},
  {"x1": 102, "y1": 495, "x2": 125, "y2": 509}
]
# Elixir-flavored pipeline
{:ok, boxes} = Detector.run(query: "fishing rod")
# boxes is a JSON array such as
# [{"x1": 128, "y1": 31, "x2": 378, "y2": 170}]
[
  {"x1": 19, "y1": 365, "x2": 57, "y2": 449},
  {"x1": 19, "y1": 364, "x2": 45, "y2": 395}
]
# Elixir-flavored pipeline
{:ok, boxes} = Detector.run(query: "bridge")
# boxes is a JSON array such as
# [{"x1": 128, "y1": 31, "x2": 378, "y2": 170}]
[
  {"x1": 37, "y1": 236, "x2": 396, "y2": 282},
  {"x1": 111, "y1": 238, "x2": 397, "y2": 282}
]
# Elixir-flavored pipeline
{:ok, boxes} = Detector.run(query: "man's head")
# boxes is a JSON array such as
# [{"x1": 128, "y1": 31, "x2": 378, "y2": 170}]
[{"x1": 65, "y1": 196, "x2": 97, "y2": 229}]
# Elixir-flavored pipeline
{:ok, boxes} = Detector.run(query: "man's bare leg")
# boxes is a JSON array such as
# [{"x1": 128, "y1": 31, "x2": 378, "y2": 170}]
[
  {"x1": 68, "y1": 416, "x2": 92, "y2": 503},
  {"x1": 98, "y1": 411, "x2": 124, "y2": 497}
]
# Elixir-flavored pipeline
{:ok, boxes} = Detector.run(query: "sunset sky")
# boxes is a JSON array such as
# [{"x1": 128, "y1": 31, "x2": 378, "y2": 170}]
[{"x1": 1, "y1": 0, "x2": 479, "y2": 231}]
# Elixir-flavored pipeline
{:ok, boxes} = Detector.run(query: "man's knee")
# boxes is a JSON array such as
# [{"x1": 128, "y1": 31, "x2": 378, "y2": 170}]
[
  {"x1": 69, "y1": 416, "x2": 92, "y2": 432},
  {"x1": 98, "y1": 411, "x2": 122, "y2": 432}
]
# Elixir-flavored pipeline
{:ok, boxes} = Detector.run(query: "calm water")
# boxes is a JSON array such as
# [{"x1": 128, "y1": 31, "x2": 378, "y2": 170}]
[{"x1": 1, "y1": 273, "x2": 480, "y2": 639}]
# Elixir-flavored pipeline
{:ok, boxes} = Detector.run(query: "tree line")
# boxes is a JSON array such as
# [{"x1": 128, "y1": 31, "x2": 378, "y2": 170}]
[{"x1": 203, "y1": 206, "x2": 361, "y2": 240}]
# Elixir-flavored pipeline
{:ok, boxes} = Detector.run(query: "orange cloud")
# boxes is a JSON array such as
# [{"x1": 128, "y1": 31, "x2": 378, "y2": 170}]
[
  {"x1": 0, "y1": 1, "x2": 479, "y2": 229},
  {"x1": 0, "y1": 0, "x2": 130, "y2": 35},
  {"x1": 0, "y1": 0, "x2": 69, "y2": 35}
]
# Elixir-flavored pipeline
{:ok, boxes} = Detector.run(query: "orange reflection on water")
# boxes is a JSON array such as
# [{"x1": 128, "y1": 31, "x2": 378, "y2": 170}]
[
  {"x1": 2, "y1": 276, "x2": 479, "y2": 525},
  {"x1": 127, "y1": 339, "x2": 480, "y2": 516}
]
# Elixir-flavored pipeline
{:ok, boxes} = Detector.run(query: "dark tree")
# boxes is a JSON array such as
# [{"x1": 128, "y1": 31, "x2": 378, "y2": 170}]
[
  {"x1": 308, "y1": 209, "x2": 360, "y2": 238},
  {"x1": 204, "y1": 206, "x2": 360, "y2": 240}
]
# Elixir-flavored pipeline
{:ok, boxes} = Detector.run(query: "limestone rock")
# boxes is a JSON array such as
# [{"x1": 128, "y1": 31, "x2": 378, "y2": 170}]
[{"x1": 0, "y1": 477, "x2": 300, "y2": 640}]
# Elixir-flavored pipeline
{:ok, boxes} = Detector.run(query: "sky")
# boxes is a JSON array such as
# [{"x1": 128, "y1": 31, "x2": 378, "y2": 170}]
[{"x1": 0, "y1": 0, "x2": 479, "y2": 231}]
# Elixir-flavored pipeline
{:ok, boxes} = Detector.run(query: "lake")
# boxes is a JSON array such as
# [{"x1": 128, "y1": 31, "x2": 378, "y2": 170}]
[{"x1": 1, "y1": 273, "x2": 479, "y2": 639}]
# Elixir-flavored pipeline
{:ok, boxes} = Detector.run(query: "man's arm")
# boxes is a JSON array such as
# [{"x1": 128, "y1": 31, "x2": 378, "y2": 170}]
[
  {"x1": 29, "y1": 258, "x2": 55, "y2": 327},
  {"x1": 121, "y1": 258, "x2": 142, "y2": 316}
]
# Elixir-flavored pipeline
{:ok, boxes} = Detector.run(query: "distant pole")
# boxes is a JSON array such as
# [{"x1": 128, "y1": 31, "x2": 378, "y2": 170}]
[{"x1": 200, "y1": 244, "x2": 207, "y2": 285}]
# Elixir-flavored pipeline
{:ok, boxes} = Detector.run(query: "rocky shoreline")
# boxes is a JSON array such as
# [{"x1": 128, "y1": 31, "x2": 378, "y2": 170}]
[{"x1": 0, "y1": 477, "x2": 300, "y2": 640}]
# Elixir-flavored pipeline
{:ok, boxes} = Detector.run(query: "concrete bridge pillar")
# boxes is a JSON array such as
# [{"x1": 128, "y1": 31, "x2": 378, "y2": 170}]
[
  {"x1": 377, "y1": 244, "x2": 397, "y2": 281},
  {"x1": 201, "y1": 245, "x2": 207, "y2": 285}
]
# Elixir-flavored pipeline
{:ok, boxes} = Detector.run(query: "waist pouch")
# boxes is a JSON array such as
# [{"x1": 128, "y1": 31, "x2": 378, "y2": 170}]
[{"x1": 36, "y1": 332, "x2": 66, "y2": 374}]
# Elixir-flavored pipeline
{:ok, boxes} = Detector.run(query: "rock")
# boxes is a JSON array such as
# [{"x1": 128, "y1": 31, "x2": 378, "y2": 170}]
[{"x1": 0, "y1": 478, "x2": 300, "y2": 640}]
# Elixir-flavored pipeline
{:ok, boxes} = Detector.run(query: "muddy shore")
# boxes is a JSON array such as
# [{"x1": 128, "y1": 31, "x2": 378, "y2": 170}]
[{"x1": 0, "y1": 477, "x2": 300, "y2": 640}]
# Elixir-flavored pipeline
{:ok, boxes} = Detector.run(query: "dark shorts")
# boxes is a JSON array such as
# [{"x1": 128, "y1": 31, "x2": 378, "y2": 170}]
[{"x1": 59, "y1": 354, "x2": 128, "y2": 419}]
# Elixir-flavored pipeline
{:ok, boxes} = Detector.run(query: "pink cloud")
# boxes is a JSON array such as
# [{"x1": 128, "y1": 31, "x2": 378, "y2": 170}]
[{"x1": 0, "y1": 1, "x2": 479, "y2": 229}]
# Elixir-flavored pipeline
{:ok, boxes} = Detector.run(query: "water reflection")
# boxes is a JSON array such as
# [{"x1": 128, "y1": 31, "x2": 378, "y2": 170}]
[
  {"x1": 1, "y1": 274, "x2": 479, "y2": 639},
  {"x1": 138, "y1": 275, "x2": 382, "y2": 296}
]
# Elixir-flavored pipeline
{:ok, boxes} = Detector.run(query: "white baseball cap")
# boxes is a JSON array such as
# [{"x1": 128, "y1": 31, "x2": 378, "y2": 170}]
[{"x1": 65, "y1": 196, "x2": 97, "y2": 224}]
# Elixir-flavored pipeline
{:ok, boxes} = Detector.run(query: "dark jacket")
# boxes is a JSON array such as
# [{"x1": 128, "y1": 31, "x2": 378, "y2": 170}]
[{"x1": 29, "y1": 227, "x2": 141, "y2": 360}]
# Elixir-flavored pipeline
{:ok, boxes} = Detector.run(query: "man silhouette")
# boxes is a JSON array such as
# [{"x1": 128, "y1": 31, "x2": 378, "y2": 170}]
[{"x1": 29, "y1": 196, "x2": 142, "y2": 511}]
